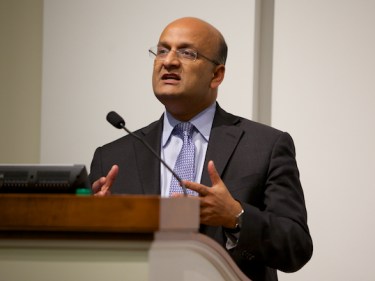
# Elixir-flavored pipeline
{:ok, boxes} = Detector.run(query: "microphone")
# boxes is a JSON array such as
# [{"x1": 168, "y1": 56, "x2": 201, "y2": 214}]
[{"x1": 106, "y1": 111, "x2": 188, "y2": 196}]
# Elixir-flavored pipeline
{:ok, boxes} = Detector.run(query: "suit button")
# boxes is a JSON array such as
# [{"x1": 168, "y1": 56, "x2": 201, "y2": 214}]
[{"x1": 241, "y1": 250, "x2": 255, "y2": 261}]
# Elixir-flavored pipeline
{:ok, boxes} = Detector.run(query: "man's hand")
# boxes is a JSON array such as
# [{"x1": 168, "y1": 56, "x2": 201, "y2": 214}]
[
  {"x1": 183, "y1": 160, "x2": 243, "y2": 228},
  {"x1": 92, "y1": 165, "x2": 119, "y2": 196}
]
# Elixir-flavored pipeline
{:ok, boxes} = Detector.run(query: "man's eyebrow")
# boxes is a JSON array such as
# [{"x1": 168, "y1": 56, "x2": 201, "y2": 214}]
[{"x1": 157, "y1": 41, "x2": 195, "y2": 49}]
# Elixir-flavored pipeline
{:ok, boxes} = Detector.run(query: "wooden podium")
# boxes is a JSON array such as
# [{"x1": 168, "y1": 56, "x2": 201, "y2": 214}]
[{"x1": 0, "y1": 194, "x2": 250, "y2": 281}]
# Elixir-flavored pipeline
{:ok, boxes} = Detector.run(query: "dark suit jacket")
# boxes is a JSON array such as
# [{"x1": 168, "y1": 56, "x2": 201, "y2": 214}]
[{"x1": 90, "y1": 104, "x2": 313, "y2": 281}]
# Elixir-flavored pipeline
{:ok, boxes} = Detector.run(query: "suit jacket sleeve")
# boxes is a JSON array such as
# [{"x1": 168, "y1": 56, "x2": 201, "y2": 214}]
[{"x1": 231, "y1": 132, "x2": 312, "y2": 273}]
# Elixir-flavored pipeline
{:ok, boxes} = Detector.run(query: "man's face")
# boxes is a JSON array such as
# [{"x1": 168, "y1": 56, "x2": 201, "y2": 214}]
[{"x1": 152, "y1": 19, "x2": 221, "y2": 120}]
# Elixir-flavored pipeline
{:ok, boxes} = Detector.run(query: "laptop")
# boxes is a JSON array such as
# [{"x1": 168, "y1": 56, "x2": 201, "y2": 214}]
[{"x1": 0, "y1": 164, "x2": 91, "y2": 194}]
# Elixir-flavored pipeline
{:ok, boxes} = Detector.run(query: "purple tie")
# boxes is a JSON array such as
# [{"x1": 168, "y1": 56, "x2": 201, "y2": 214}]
[{"x1": 169, "y1": 122, "x2": 198, "y2": 196}]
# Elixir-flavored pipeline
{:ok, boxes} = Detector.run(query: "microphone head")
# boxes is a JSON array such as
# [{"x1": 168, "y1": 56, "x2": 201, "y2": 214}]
[{"x1": 106, "y1": 111, "x2": 125, "y2": 129}]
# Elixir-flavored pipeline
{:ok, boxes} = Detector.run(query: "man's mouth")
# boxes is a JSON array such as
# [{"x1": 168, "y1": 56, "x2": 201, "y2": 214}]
[{"x1": 161, "y1": 73, "x2": 181, "y2": 81}]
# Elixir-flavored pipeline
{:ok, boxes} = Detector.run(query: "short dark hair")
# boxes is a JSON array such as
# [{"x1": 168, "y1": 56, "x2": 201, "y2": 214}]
[{"x1": 217, "y1": 34, "x2": 228, "y2": 65}]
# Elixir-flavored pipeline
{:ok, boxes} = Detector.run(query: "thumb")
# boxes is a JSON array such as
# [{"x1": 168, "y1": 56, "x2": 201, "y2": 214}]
[{"x1": 208, "y1": 160, "x2": 222, "y2": 186}]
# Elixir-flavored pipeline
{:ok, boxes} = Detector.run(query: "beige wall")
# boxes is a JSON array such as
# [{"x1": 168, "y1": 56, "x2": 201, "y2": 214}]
[
  {"x1": 0, "y1": 0, "x2": 42, "y2": 163},
  {"x1": 2, "y1": 0, "x2": 375, "y2": 280},
  {"x1": 272, "y1": 1, "x2": 375, "y2": 280},
  {"x1": 40, "y1": 0, "x2": 257, "y2": 168}
]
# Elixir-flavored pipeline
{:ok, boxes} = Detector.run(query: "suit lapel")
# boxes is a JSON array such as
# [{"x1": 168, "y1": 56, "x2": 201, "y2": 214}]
[
  {"x1": 134, "y1": 116, "x2": 164, "y2": 195},
  {"x1": 131, "y1": 105, "x2": 243, "y2": 195},
  {"x1": 200, "y1": 105, "x2": 243, "y2": 186},
  {"x1": 199, "y1": 105, "x2": 243, "y2": 240}
]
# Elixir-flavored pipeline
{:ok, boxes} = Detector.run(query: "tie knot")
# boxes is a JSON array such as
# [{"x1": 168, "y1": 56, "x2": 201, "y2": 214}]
[{"x1": 173, "y1": 122, "x2": 194, "y2": 139}]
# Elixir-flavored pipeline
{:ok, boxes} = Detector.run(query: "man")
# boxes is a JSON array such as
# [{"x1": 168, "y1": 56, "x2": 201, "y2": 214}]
[{"x1": 90, "y1": 17, "x2": 313, "y2": 281}]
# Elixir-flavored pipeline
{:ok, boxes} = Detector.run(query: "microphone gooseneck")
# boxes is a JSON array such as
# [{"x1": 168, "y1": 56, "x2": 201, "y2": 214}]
[{"x1": 106, "y1": 111, "x2": 188, "y2": 196}]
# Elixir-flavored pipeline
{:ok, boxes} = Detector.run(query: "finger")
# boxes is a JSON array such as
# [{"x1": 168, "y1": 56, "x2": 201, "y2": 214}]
[
  {"x1": 92, "y1": 165, "x2": 119, "y2": 195},
  {"x1": 94, "y1": 188, "x2": 110, "y2": 197},
  {"x1": 207, "y1": 160, "x2": 222, "y2": 186},
  {"x1": 105, "y1": 165, "x2": 119, "y2": 188},
  {"x1": 100, "y1": 165, "x2": 119, "y2": 193},
  {"x1": 170, "y1": 193, "x2": 185, "y2": 198},
  {"x1": 92, "y1": 177, "x2": 106, "y2": 193},
  {"x1": 183, "y1": 180, "x2": 209, "y2": 196}
]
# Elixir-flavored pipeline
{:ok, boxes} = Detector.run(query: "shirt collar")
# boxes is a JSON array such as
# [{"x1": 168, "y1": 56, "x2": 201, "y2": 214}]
[{"x1": 162, "y1": 102, "x2": 217, "y2": 147}]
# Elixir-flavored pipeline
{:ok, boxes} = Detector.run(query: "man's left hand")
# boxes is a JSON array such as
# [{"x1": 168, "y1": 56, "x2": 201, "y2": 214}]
[{"x1": 183, "y1": 160, "x2": 243, "y2": 228}]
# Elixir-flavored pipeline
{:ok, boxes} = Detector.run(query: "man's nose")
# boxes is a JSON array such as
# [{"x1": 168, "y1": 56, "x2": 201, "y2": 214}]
[{"x1": 163, "y1": 50, "x2": 180, "y2": 66}]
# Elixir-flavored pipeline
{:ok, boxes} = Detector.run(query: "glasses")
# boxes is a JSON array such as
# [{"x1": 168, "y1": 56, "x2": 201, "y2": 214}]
[{"x1": 149, "y1": 46, "x2": 220, "y2": 65}]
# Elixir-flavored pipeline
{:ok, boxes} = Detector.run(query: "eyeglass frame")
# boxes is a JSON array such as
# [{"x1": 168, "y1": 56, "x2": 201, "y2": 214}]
[{"x1": 149, "y1": 45, "x2": 221, "y2": 66}]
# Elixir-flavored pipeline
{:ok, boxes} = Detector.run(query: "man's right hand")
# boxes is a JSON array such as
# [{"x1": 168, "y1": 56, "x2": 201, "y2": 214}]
[{"x1": 92, "y1": 165, "x2": 119, "y2": 196}]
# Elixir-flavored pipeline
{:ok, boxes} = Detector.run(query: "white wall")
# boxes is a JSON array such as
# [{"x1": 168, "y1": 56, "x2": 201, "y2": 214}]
[
  {"x1": 41, "y1": 0, "x2": 257, "y2": 169},
  {"x1": 272, "y1": 1, "x2": 375, "y2": 280}
]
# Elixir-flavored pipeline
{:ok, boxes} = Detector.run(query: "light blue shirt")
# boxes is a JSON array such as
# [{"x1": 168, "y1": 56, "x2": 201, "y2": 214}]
[{"x1": 160, "y1": 102, "x2": 216, "y2": 197}]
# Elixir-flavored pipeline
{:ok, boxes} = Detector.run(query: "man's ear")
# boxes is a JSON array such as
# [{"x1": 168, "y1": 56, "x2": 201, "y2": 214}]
[{"x1": 210, "y1": 65, "x2": 226, "y2": 89}]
